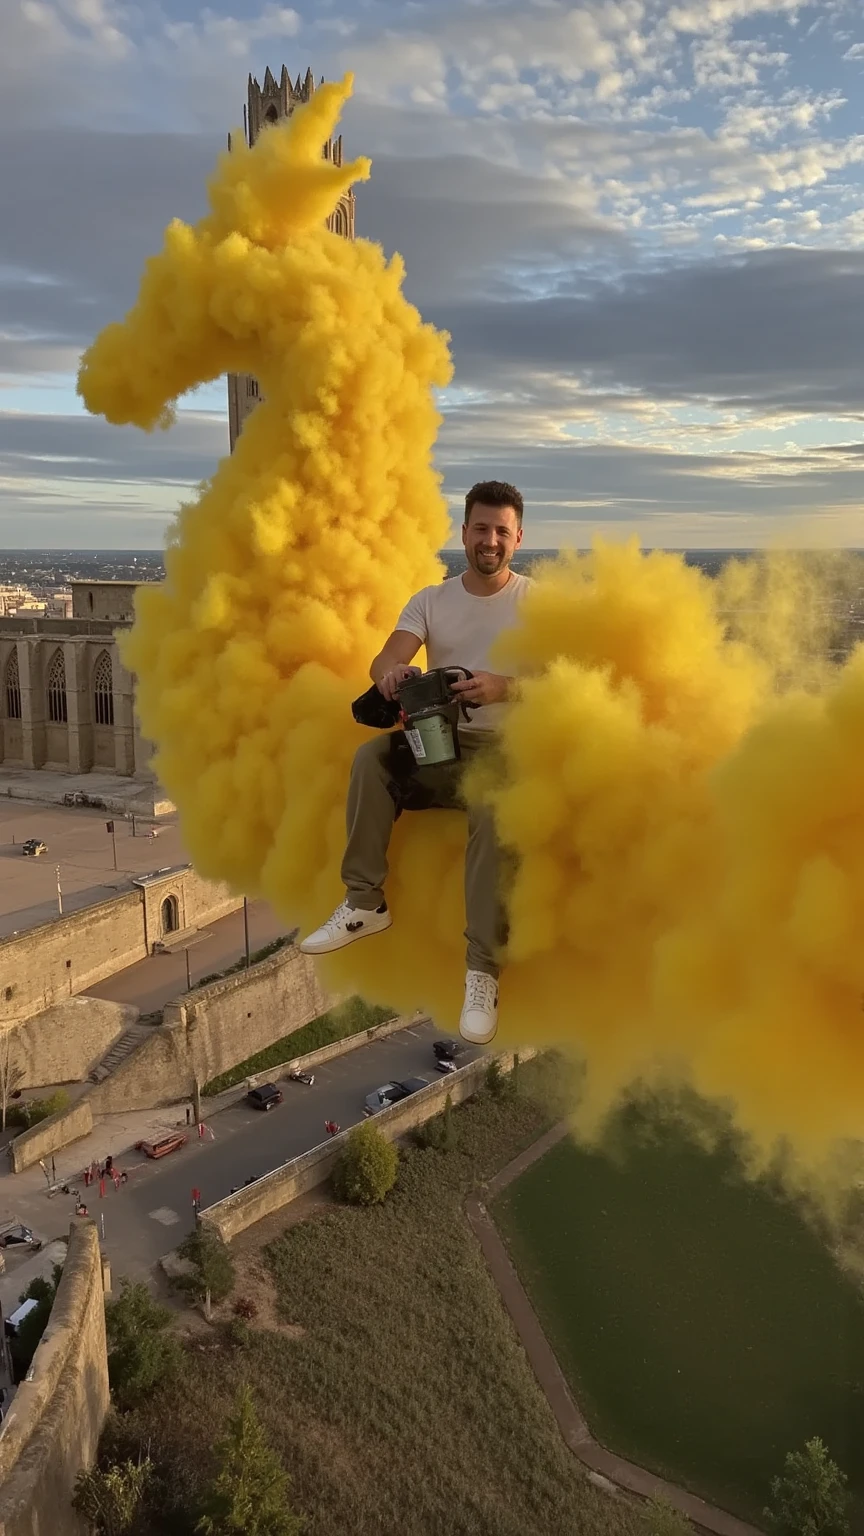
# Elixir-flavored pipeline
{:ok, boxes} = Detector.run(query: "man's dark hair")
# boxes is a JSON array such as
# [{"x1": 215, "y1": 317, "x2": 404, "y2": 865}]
[{"x1": 464, "y1": 480, "x2": 524, "y2": 529}]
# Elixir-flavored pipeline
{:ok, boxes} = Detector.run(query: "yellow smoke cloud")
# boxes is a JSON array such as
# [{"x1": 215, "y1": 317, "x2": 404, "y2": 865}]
[{"x1": 78, "y1": 75, "x2": 864, "y2": 1172}]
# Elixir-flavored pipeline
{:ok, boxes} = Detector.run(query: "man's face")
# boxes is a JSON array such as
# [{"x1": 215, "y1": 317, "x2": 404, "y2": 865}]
[{"x1": 462, "y1": 502, "x2": 523, "y2": 576}]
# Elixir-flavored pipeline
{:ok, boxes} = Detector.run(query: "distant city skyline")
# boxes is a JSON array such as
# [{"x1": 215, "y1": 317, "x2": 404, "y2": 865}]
[{"x1": 2, "y1": 3, "x2": 864, "y2": 549}]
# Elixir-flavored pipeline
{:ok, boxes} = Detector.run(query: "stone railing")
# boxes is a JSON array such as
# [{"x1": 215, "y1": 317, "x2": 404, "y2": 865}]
[{"x1": 200, "y1": 1048, "x2": 532, "y2": 1244}]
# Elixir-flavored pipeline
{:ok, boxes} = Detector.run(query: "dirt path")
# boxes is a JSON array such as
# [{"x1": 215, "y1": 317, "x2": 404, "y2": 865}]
[{"x1": 466, "y1": 1121, "x2": 763, "y2": 1536}]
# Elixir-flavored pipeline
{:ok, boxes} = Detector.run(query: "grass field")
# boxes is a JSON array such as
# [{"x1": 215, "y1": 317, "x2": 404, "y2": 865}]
[
  {"x1": 109, "y1": 1056, "x2": 644, "y2": 1536},
  {"x1": 494, "y1": 1094, "x2": 864, "y2": 1524}
]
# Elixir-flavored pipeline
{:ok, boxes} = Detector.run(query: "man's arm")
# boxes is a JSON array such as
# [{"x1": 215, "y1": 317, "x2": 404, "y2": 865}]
[{"x1": 370, "y1": 630, "x2": 423, "y2": 699}]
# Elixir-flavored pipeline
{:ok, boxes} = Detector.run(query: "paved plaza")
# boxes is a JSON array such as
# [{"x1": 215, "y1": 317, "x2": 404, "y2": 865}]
[{"x1": 0, "y1": 794, "x2": 188, "y2": 938}]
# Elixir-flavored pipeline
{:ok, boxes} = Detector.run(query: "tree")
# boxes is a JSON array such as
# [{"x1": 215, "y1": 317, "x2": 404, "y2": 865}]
[
  {"x1": 764, "y1": 1438, "x2": 850, "y2": 1536},
  {"x1": 0, "y1": 1030, "x2": 25, "y2": 1133},
  {"x1": 73, "y1": 1457, "x2": 152, "y2": 1536},
  {"x1": 331, "y1": 1120, "x2": 398, "y2": 1206},
  {"x1": 197, "y1": 1384, "x2": 303, "y2": 1536},
  {"x1": 639, "y1": 1495, "x2": 694, "y2": 1536},
  {"x1": 10, "y1": 1262, "x2": 64, "y2": 1379},
  {"x1": 105, "y1": 1280, "x2": 181, "y2": 1411},
  {"x1": 176, "y1": 1227, "x2": 236, "y2": 1308}
]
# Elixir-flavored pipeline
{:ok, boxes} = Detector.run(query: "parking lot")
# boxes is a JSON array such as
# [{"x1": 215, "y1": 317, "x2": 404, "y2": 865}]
[{"x1": 0, "y1": 800, "x2": 188, "y2": 937}]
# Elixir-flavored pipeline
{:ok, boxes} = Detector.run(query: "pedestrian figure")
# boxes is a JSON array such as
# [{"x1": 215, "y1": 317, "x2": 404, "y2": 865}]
[
  {"x1": 191, "y1": 1187, "x2": 201, "y2": 1215},
  {"x1": 99, "y1": 1174, "x2": 106, "y2": 1199}
]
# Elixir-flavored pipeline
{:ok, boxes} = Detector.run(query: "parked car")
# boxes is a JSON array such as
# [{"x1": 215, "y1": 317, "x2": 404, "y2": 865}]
[
  {"x1": 0, "y1": 1224, "x2": 41, "y2": 1252},
  {"x1": 364, "y1": 1076, "x2": 430, "y2": 1117},
  {"x1": 246, "y1": 1083, "x2": 283, "y2": 1112},
  {"x1": 21, "y1": 839, "x2": 47, "y2": 857},
  {"x1": 134, "y1": 1132, "x2": 187, "y2": 1160},
  {"x1": 433, "y1": 1039, "x2": 468, "y2": 1073}
]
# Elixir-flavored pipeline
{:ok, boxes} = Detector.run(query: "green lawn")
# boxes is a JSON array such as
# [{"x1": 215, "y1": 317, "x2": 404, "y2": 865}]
[{"x1": 494, "y1": 1096, "x2": 864, "y2": 1524}]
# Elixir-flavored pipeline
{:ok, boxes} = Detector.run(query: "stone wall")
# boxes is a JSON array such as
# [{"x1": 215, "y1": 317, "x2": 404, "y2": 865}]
[
  {"x1": 0, "y1": 865, "x2": 242, "y2": 1025},
  {"x1": 0, "y1": 1221, "x2": 109, "y2": 1536},
  {"x1": 10, "y1": 1100, "x2": 94, "y2": 1174},
  {"x1": 86, "y1": 943, "x2": 330, "y2": 1114},
  {"x1": 11, "y1": 998, "x2": 136, "y2": 1089},
  {"x1": 201, "y1": 1049, "x2": 531, "y2": 1244}
]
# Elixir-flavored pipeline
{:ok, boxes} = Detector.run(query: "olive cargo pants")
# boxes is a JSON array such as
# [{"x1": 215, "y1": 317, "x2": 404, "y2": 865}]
[{"x1": 341, "y1": 732, "x2": 507, "y2": 978}]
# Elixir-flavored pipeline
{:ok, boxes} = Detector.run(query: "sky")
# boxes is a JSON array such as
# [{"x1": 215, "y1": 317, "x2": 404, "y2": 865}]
[{"x1": 2, "y1": 0, "x2": 864, "y2": 550}]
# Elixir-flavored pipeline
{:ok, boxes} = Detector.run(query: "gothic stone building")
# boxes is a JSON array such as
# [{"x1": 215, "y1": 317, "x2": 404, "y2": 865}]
[
  {"x1": 0, "y1": 583, "x2": 149, "y2": 775},
  {"x1": 227, "y1": 65, "x2": 356, "y2": 450},
  {"x1": 0, "y1": 64, "x2": 353, "y2": 783}
]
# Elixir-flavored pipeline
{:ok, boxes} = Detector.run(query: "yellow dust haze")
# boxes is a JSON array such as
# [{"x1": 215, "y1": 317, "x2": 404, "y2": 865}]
[{"x1": 78, "y1": 77, "x2": 864, "y2": 1172}]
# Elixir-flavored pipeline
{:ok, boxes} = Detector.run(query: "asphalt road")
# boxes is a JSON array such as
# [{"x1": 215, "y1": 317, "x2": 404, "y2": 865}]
[{"x1": 14, "y1": 1017, "x2": 482, "y2": 1283}]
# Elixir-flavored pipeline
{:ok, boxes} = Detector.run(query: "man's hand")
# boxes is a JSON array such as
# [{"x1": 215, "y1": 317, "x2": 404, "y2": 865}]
[
  {"x1": 449, "y1": 671, "x2": 512, "y2": 708},
  {"x1": 376, "y1": 664, "x2": 422, "y2": 700}
]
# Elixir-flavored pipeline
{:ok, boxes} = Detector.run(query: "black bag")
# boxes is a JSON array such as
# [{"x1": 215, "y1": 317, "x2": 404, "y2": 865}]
[{"x1": 351, "y1": 683, "x2": 401, "y2": 730}]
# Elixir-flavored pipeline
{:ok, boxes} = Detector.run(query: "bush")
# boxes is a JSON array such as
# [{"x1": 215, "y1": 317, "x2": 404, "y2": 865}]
[
  {"x1": 7, "y1": 1088, "x2": 71, "y2": 1129},
  {"x1": 485, "y1": 1059, "x2": 514, "y2": 1100},
  {"x1": 73, "y1": 1456, "x2": 152, "y2": 1535},
  {"x1": 233, "y1": 1296, "x2": 257, "y2": 1320},
  {"x1": 417, "y1": 1093, "x2": 458, "y2": 1153},
  {"x1": 332, "y1": 1120, "x2": 399, "y2": 1206},
  {"x1": 639, "y1": 1495, "x2": 694, "y2": 1536},
  {"x1": 105, "y1": 1280, "x2": 182, "y2": 1411},
  {"x1": 176, "y1": 1227, "x2": 236, "y2": 1306},
  {"x1": 222, "y1": 1317, "x2": 253, "y2": 1351},
  {"x1": 764, "y1": 1438, "x2": 850, "y2": 1536}
]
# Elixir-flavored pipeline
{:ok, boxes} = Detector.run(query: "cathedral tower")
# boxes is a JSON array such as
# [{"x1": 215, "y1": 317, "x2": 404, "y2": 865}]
[{"x1": 226, "y1": 65, "x2": 356, "y2": 451}]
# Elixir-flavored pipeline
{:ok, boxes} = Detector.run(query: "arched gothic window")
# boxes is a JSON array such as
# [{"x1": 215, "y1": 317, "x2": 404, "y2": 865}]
[
  {"x1": 264, "y1": 104, "x2": 278, "y2": 124},
  {"x1": 4, "y1": 649, "x2": 21, "y2": 720},
  {"x1": 93, "y1": 650, "x2": 114, "y2": 726},
  {"x1": 47, "y1": 648, "x2": 67, "y2": 724}
]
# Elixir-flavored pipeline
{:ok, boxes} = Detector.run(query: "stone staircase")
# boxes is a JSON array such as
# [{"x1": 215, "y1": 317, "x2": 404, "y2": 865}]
[{"x1": 89, "y1": 1023, "x2": 153, "y2": 1084}]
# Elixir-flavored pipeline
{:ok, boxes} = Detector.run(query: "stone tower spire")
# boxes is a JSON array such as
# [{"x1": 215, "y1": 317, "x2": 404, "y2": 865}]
[{"x1": 226, "y1": 66, "x2": 357, "y2": 452}]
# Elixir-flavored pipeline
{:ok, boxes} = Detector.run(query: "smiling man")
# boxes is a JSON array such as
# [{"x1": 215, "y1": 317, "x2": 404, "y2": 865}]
[{"x1": 300, "y1": 480, "x2": 531, "y2": 1045}]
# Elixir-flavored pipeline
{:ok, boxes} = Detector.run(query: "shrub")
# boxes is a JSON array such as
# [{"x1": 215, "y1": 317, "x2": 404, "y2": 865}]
[
  {"x1": 332, "y1": 1120, "x2": 398, "y2": 1206},
  {"x1": 233, "y1": 1296, "x2": 257, "y2": 1320},
  {"x1": 417, "y1": 1093, "x2": 459, "y2": 1153},
  {"x1": 73, "y1": 1456, "x2": 153, "y2": 1536},
  {"x1": 485, "y1": 1059, "x2": 513, "y2": 1100},
  {"x1": 223, "y1": 1317, "x2": 253, "y2": 1352},
  {"x1": 105, "y1": 1280, "x2": 181, "y2": 1411},
  {"x1": 7, "y1": 1088, "x2": 71, "y2": 1129},
  {"x1": 764, "y1": 1437, "x2": 850, "y2": 1536},
  {"x1": 639, "y1": 1495, "x2": 694, "y2": 1536},
  {"x1": 176, "y1": 1227, "x2": 236, "y2": 1306}
]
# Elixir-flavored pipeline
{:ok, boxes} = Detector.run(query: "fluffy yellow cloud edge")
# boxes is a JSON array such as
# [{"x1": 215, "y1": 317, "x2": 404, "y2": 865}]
[{"x1": 78, "y1": 74, "x2": 864, "y2": 1182}]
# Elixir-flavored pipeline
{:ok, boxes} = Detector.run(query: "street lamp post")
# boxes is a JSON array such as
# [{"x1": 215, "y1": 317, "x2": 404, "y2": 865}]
[
  {"x1": 243, "y1": 897, "x2": 250, "y2": 968},
  {"x1": 185, "y1": 948, "x2": 191, "y2": 992},
  {"x1": 55, "y1": 865, "x2": 63, "y2": 917}
]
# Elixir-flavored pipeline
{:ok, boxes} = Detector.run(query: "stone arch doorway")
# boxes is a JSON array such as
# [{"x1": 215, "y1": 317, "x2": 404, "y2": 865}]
[{"x1": 161, "y1": 894, "x2": 180, "y2": 935}]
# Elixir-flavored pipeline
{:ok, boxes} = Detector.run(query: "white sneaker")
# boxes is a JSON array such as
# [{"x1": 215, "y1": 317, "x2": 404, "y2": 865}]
[
  {"x1": 299, "y1": 899, "x2": 392, "y2": 956},
  {"x1": 459, "y1": 970, "x2": 499, "y2": 1046}
]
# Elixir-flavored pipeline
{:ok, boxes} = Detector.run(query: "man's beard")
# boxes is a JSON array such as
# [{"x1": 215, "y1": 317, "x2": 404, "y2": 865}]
[{"x1": 470, "y1": 548, "x2": 509, "y2": 574}]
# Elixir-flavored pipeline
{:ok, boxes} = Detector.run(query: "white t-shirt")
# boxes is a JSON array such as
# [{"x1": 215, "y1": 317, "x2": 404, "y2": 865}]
[{"x1": 395, "y1": 571, "x2": 532, "y2": 734}]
